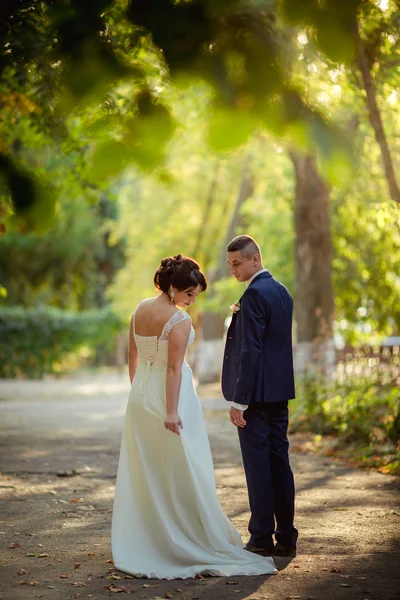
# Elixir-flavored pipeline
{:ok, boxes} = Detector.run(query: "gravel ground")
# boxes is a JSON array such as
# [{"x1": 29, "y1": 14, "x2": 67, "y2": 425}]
[{"x1": 0, "y1": 373, "x2": 399, "y2": 600}]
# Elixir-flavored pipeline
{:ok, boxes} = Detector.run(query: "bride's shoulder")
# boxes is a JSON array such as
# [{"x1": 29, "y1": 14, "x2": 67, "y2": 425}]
[
  {"x1": 133, "y1": 297, "x2": 154, "y2": 312},
  {"x1": 168, "y1": 309, "x2": 192, "y2": 324}
]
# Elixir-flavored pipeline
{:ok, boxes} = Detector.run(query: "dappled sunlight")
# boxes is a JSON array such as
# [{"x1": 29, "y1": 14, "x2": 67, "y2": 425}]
[{"x1": 1, "y1": 0, "x2": 399, "y2": 595}]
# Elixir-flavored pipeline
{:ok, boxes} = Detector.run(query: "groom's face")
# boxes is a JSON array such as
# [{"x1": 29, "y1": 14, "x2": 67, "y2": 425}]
[{"x1": 227, "y1": 250, "x2": 259, "y2": 283}]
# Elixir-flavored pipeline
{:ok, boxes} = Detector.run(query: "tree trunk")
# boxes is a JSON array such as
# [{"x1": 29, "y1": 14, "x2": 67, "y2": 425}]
[
  {"x1": 356, "y1": 22, "x2": 400, "y2": 205},
  {"x1": 192, "y1": 162, "x2": 220, "y2": 259},
  {"x1": 290, "y1": 151, "x2": 336, "y2": 376},
  {"x1": 195, "y1": 154, "x2": 253, "y2": 383}
]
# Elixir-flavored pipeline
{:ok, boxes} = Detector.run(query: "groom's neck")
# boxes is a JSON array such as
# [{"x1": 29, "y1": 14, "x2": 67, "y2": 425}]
[{"x1": 245, "y1": 265, "x2": 264, "y2": 282}]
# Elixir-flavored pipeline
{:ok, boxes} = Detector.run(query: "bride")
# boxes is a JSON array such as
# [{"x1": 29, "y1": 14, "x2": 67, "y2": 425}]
[{"x1": 111, "y1": 254, "x2": 276, "y2": 579}]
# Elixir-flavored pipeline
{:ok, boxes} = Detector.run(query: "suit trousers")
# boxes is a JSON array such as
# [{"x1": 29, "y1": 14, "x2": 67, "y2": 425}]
[{"x1": 238, "y1": 401, "x2": 298, "y2": 549}]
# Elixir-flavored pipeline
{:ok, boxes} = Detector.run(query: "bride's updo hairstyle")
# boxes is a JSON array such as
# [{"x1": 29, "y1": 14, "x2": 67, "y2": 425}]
[{"x1": 154, "y1": 254, "x2": 207, "y2": 293}]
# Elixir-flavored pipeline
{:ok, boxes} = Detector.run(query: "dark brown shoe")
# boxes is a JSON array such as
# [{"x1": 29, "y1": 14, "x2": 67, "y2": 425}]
[
  {"x1": 244, "y1": 543, "x2": 274, "y2": 557},
  {"x1": 274, "y1": 543, "x2": 297, "y2": 557}
]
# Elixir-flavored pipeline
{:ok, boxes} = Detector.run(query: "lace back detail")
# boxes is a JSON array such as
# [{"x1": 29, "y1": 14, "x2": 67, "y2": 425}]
[{"x1": 160, "y1": 311, "x2": 191, "y2": 341}]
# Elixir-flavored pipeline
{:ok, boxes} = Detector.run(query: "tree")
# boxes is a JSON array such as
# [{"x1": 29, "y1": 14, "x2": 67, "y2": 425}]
[
  {"x1": 196, "y1": 153, "x2": 253, "y2": 383},
  {"x1": 354, "y1": 4, "x2": 400, "y2": 205},
  {"x1": 289, "y1": 151, "x2": 335, "y2": 373},
  {"x1": 0, "y1": 0, "x2": 364, "y2": 227}
]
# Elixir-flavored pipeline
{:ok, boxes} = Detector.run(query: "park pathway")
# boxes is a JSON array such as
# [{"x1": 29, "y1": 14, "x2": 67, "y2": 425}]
[{"x1": 0, "y1": 373, "x2": 399, "y2": 600}]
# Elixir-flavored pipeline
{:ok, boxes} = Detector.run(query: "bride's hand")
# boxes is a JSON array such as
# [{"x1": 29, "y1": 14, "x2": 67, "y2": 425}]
[{"x1": 164, "y1": 412, "x2": 183, "y2": 435}]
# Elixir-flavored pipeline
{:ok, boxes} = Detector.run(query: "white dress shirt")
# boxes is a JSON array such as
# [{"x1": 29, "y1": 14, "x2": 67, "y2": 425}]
[
  {"x1": 246, "y1": 267, "x2": 268, "y2": 286},
  {"x1": 231, "y1": 268, "x2": 268, "y2": 411}
]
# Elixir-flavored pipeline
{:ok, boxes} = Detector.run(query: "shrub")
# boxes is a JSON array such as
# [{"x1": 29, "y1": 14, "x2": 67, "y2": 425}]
[
  {"x1": 0, "y1": 305, "x2": 123, "y2": 378},
  {"x1": 293, "y1": 375, "x2": 399, "y2": 446}
]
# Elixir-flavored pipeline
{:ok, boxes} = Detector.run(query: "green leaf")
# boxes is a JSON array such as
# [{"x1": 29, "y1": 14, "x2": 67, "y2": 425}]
[{"x1": 208, "y1": 108, "x2": 258, "y2": 152}]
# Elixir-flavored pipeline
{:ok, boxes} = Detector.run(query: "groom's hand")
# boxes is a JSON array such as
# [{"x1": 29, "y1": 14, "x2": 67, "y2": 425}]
[{"x1": 230, "y1": 406, "x2": 247, "y2": 428}]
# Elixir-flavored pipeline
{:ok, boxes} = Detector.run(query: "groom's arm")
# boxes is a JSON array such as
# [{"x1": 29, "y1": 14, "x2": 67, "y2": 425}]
[{"x1": 231, "y1": 287, "x2": 270, "y2": 407}]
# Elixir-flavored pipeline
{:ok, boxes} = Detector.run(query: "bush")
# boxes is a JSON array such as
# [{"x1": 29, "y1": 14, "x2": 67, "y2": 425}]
[
  {"x1": 293, "y1": 376, "x2": 399, "y2": 445},
  {"x1": 0, "y1": 305, "x2": 123, "y2": 378},
  {"x1": 291, "y1": 374, "x2": 400, "y2": 474}
]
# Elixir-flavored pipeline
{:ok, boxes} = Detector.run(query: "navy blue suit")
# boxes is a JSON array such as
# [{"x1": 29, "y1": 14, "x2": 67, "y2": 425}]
[{"x1": 222, "y1": 271, "x2": 298, "y2": 550}]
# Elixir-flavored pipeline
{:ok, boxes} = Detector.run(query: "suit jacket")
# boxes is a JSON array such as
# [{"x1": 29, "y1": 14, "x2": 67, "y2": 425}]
[{"x1": 222, "y1": 271, "x2": 295, "y2": 406}]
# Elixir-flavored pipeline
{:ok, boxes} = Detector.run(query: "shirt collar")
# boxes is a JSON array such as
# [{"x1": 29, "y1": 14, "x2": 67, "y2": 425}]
[{"x1": 246, "y1": 268, "x2": 268, "y2": 287}]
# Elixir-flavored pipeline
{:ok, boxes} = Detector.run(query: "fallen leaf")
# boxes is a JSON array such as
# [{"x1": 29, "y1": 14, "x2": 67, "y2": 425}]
[
  {"x1": 26, "y1": 553, "x2": 36, "y2": 557},
  {"x1": 106, "y1": 583, "x2": 129, "y2": 593},
  {"x1": 8, "y1": 542, "x2": 21, "y2": 549},
  {"x1": 60, "y1": 573, "x2": 69, "y2": 578},
  {"x1": 74, "y1": 563, "x2": 81, "y2": 568},
  {"x1": 340, "y1": 584, "x2": 351, "y2": 588},
  {"x1": 38, "y1": 544, "x2": 43, "y2": 547},
  {"x1": 20, "y1": 580, "x2": 38, "y2": 586},
  {"x1": 106, "y1": 559, "x2": 114, "y2": 563},
  {"x1": 108, "y1": 575, "x2": 122, "y2": 580},
  {"x1": 165, "y1": 593, "x2": 174, "y2": 599},
  {"x1": 124, "y1": 575, "x2": 135, "y2": 579},
  {"x1": 339, "y1": 575, "x2": 351, "y2": 579},
  {"x1": 176, "y1": 590, "x2": 183, "y2": 593},
  {"x1": 56, "y1": 470, "x2": 78, "y2": 477},
  {"x1": 226, "y1": 581, "x2": 240, "y2": 585},
  {"x1": 17, "y1": 568, "x2": 27, "y2": 575},
  {"x1": 142, "y1": 584, "x2": 159, "y2": 588},
  {"x1": 48, "y1": 585, "x2": 56, "y2": 589},
  {"x1": 70, "y1": 498, "x2": 84, "y2": 503},
  {"x1": 39, "y1": 553, "x2": 49, "y2": 558},
  {"x1": 87, "y1": 552, "x2": 96, "y2": 556},
  {"x1": 331, "y1": 568, "x2": 341, "y2": 573},
  {"x1": 72, "y1": 582, "x2": 87, "y2": 587},
  {"x1": 35, "y1": 595, "x2": 44, "y2": 598},
  {"x1": 72, "y1": 595, "x2": 81, "y2": 599}
]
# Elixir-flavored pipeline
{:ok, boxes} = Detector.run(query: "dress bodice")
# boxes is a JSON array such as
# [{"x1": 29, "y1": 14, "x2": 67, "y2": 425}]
[{"x1": 133, "y1": 307, "x2": 194, "y2": 367}]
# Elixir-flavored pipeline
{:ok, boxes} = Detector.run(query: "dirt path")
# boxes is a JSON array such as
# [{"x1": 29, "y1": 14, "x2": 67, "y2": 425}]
[{"x1": 0, "y1": 374, "x2": 399, "y2": 600}]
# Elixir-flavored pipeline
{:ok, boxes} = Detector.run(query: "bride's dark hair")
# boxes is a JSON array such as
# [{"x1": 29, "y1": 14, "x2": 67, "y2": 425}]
[{"x1": 154, "y1": 254, "x2": 207, "y2": 293}]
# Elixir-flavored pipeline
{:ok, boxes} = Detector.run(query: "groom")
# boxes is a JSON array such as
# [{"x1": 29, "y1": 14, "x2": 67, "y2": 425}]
[{"x1": 222, "y1": 234, "x2": 298, "y2": 557}]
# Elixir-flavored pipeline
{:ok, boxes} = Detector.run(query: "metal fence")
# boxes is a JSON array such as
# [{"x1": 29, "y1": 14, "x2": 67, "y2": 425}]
[{"x1": 335, "y1": 344, "x2": 400, "y2": 386}]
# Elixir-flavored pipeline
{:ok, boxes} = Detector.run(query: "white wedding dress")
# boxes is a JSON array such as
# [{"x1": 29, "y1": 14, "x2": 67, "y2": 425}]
[{"x1": 112, "y1": 308, "x2": 276, "y2": 579}]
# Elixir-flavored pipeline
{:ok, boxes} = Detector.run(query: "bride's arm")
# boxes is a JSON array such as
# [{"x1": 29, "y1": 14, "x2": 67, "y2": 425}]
[
  {"x1": 165, "y1": 320, "x2": 191, "y2": 435},
  {"x1": 128, "y1": 316, "x2": 139, "y2": 384}
]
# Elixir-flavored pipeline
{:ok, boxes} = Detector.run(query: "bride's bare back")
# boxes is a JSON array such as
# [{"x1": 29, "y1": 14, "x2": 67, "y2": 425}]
[{"x1": 134, "y1": 297, "x2": 180, "y2": 339}]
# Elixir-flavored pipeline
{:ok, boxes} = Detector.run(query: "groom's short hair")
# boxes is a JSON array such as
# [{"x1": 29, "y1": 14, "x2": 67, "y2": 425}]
[{"x1": 227, "y1": 235, "x2": 262, "y2": 259}]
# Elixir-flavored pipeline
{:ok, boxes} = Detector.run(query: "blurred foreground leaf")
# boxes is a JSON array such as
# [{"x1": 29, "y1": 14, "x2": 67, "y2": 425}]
[{"x1": 0, "y1": 154, "x2": 55, "y2": 231}]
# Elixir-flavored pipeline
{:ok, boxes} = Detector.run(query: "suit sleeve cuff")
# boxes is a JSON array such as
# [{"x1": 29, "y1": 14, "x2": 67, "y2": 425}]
[{"x1": 231, "y1": 401, "x2": 247, "y2": 411}]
